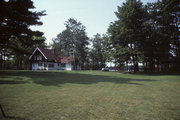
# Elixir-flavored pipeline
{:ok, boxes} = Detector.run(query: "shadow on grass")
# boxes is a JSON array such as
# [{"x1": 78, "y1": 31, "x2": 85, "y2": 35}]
[
  {"x1": 0, "y1": 76, "x2": 28, "y2": 85},
  {"x1": 127, "y1": 71, "x2": 180, "y2": 76},
  {"x1": 1, "y1": 116, "x2": 27, "y2": 120},
  {"x1": 0, "y1": 80, "x2": 28, "y2": 84},
  {"x1": 0, "y1": 71, "x2": 157, "y2": 86}
]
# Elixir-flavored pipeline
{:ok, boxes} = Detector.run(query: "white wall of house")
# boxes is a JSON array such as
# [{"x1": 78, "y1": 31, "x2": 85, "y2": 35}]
[
  {"x1": 32, "y1": 63, "x2": 38, "y2": 70},
  {"x1": 60, "y1": 63, "x2": 73, "y2": 70},
  {"x1": 106, "y1": 62, "x2": 115, "y2": 67},
  {"x1": 32, "y1": 62, "x2": 61, "y2": 70},
  {"x1": 65, "y1": 63, "x2": 72, "y2": 70}
]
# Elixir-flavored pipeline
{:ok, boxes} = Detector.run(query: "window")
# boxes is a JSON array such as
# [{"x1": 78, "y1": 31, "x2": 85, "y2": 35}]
[
  {"x1": 38, "y1": 63, "x2": 42, "y2": 66},
  {"x1": 37, "y1": 55, "x2": 42, "y2": 60},
  {"x1": 44, "y1": 64, "x2": 47, "y2": 67},
  {"x1": 34, "y1": 56, "x2": 37, "y2": 60},
  {"x1": 61, "y1": 63, "x2": 66, "y2": 67},
  {"x1": 34, "y1": 55, "x2": 42, "y2": 60},
  {"x1": 48, "y1": 64, "x2": 54, "y2": 68}
]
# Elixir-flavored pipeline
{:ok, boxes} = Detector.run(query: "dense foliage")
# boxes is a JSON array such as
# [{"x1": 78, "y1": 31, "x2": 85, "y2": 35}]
[
  {"x1": 89, "y1": 34, "x2": 110, "y2": 70},
  {"x1": 108, "y1": 0, "x2": 180, "y2": 72},
  {"x1": 0, "y1": 0, "x2": 46, "y2": 69},
  {"x1": 52, "y1": 18, "x2": 89, "y2": 70}
]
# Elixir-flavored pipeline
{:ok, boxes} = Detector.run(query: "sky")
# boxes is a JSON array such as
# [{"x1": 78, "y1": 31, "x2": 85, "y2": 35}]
[{"x1": 31, "y1": 0, "x2": 157, "y2": 44}]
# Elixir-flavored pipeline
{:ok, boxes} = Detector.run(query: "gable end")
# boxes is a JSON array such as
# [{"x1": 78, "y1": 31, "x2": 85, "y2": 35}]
[{"x1": 29, "y1": 47, "x2": 47, "y2": 60}]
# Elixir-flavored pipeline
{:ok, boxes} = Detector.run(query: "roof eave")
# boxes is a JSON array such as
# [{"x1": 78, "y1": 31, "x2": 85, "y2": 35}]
[{"x1": 29, "y1": 47, "x2": 48, "y2": 60}]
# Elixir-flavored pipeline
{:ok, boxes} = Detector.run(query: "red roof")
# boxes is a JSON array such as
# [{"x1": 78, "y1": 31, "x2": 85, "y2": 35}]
[
  {"x1": 38, "y1": 47, "x2": 60, "y2": 61},
  {"x1": 60, "y1": 56, "x2": 74, "y2": 63},
  {"x1": 36, "y1": 47, "x2": 74, "y2": 63}
]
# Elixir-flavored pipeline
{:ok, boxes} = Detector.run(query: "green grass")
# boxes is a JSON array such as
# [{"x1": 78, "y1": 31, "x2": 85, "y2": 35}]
[{"x1": 0, "y1": 70, "x2": 180, "y2": 120}]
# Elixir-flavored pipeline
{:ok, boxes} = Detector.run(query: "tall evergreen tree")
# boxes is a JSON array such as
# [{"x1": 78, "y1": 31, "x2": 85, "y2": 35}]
[
  {"x1": 108, "y1": 0, "x2": 148, "y2": 72},
  {"x1": 160, "y1": 0, "x2": 180, "y2": 71},
  {"x1": 0, "y1": 0, "x2": 46, "y2": 69},
  {"x1": 142, "y1": 2, "x2": 163, "y2": 72},
  {"x1": 108, "y1": 0, "x2": 179, "y2": 72},
  {"x1": 145, "y1": 0, "x2": 180, "y2": 72}
]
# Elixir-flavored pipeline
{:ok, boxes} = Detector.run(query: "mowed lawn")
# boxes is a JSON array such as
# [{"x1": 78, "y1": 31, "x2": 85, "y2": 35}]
[{"x1": 0, "y1": 71, "x2": 180, "y2": 120}]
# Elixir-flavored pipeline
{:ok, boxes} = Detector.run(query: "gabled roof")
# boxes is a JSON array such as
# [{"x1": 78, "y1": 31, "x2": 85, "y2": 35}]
[
  {"x1": 60, "y1": 56, "x2": 74, "y2": 63},
  {"x1": 38, "y1": 47, "x2": 60, "y2": 61},
  {"x1": 29, "y1": 47, "x2": 75, "y2": 63},
  {"x1": 29, "y1": 47, "x2": 60, "y2": 62}
]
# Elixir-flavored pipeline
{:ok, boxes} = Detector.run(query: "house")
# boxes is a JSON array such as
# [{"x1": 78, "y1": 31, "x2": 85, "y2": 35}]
[
  {"x1": 60, "y1": 56, "x2": 75, "y2": 70},
  {"x1": 29, "y1": 47, "x2": 75, "y2": 70}
]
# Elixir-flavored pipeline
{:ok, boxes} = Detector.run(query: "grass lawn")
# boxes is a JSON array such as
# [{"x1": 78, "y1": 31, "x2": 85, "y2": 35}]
[{"x1": 0, "y1": 70, "x2": 180, "y2": 120}]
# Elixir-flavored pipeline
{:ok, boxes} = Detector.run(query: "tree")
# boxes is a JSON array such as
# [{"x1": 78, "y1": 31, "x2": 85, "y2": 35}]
[
  {"x1": 141, "y1": 2, "x2": 163, "y2": 72},
  {"x1": 144, "y1": 0, "x2": 180, "y2": 72},
  {"x1": 160, "y1": 0, "x2": 180, "y2": 71},
  {"x1": 108, "y1": 0, "x2": 148, "y2": 72},
  {"x1": 108, "y1": 0, "x2": 179, "y2": 72},
  {"x1": 52, "y1": 18, "x2": 89, "y2": 70},
  {"x1": 52, "y1": 29, "x2": 72, "y2": 56},
  {"x1": 0, "y1": 0, "x2": 46, "y2": 69},
  {"x1": 89, "y1": 33, "x2": 110, "y2": 70}
]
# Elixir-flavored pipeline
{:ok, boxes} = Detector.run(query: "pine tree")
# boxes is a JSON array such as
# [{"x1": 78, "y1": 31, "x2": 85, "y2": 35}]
[
  {"x1": 161, "y1": 0, "x2": 180, "y2": 71},
  {"x1": 108, "y1": 0, "x2": 148, "y2": 72},
  {"x1": 145, "y1": 0, "x2": 180, "y2": 72},
  {"x1": 0, "y1": 0, "x2": 46, "y2": 69}
]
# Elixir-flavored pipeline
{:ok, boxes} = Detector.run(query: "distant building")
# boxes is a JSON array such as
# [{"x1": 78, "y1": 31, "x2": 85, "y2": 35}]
[{"x1": 29, "y1": 47, "x2": 77, "y2": 70}]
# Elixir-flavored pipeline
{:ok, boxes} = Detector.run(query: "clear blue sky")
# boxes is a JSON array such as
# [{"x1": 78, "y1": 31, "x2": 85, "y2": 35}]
[{"x1": 31, "y1": 0, "x2": 157, "y2": 44}]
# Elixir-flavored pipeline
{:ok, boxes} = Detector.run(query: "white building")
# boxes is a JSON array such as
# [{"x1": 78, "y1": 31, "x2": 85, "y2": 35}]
[{"x1": 29, "y1": 47, "x2": 75, "y2": 70}]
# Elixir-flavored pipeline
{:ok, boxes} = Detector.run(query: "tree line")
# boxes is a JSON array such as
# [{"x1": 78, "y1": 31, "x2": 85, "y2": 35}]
[
  {"x1": 51, "y1": 18, "x2": 111, "y2": 70},
  {"x1": 108, "y1": 0, "x2": 179, "y2": 72},
  {"x1": 52, "y1": 0, "x2": 179, "y2": 72},
  {"x1": 1, "y1": 0, "x2": 179, "y2": 72}
]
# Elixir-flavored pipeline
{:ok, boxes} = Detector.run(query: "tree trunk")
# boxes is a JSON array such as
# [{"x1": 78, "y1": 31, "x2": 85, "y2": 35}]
[
  {"x1": 3, "y1": 50, "x2": 6, "y2": 70},
  {"x1": 0, "y1": 50, "x2": 2, "y2": 70},
  {"x1": 132, "y1": 56, "x2": 137, "y2": 73}
]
